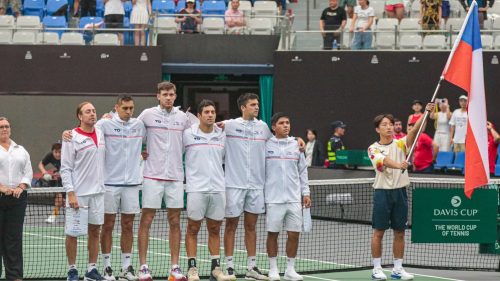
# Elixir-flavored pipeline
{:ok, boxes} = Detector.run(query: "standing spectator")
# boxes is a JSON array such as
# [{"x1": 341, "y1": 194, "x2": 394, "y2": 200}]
[
  {"x1": 407, "y1": 121, "x2": 439, "y2": 173},
  {"x1": 408, "y1": 100, "x2": 424, "y2": 125},
  {"x1": 459, "y1": 0, "x2": 489, "y2": 28},
  {"x1": 340, "y1": 0, "x2": 356, "y2": 18},
  {"x1": 0, "y1": 0, "x2": 21, "y2": 17},
  {"x1": 183, "y1": 100, "x2": 231, "y2": 281},
  {"x1": 61, "y1": 102, "x2": 106, "y2": 281},
  {"x1": 449, "y1": 95, "x2": 468, "y2": 152},
  {"x1": 176, "y1": 0, "x2": 202, "y2": 34},
  {"x1": 38, "y1": 142, "x2": 63, "y2": 187},
  {"x1": 104, "y1": 0, "x2": 125, "y2": 45},
  {"x1": 430, "y1": 98, "x2": 452, "y2": 152},
  {"x1": 385, "y1": 0, "x2": 405, "y2": 22},
  {"x1": 320, "y1": 0, "x2": 347, "y2": 50},
  {"x1": 349, "y1": 0, "x2": 375, "y2": 50},
  {"x1": 441, "y1": 0, "x2": 450, "y2": 23},
  {"x1": 305, "y1": 129, "x2": 325, "y2": 167},
  {"x1": 0, "y1": 117, "x2": 33, "y2": 281},
  {"x1": 367, "y1": 102, "x2": 434, "y2": 281},
  {"x1": 130, "y1": 0, "x2": 151, "y2": 46},
  {"x1": 327, "y1": 121, "x2": 346, "y2": 169},
  {"x1": 265, "y1": 112, "x2": 311, "y2": 281},
  {"x1": 487, "y1": 121, "x2": 500, "y2": 175},
  {"x1": 420, "y1": 0, "x2": 442, "y2": 31},
  {"x1": 76, "y1": 0, "x2": 97, "y2": 17},
  {"x1": 225, "y1": 0, "x2": 246, "y2": 34},
  {"x1": 393, "y1": 118, "x2": 406, "y2": 140}
]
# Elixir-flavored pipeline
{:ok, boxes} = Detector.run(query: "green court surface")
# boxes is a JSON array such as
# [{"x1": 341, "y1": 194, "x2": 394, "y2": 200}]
[{"x1": 300, "y1": 271, "x2": 465, "y2": 281}]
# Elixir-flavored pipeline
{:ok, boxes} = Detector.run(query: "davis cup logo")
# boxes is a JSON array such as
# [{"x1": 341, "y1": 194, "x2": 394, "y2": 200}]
[{"x1": 451, "y1": 196, "x2": 462, "y2": 208}]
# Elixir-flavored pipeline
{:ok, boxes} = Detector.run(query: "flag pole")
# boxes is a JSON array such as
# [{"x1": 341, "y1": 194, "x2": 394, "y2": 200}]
[{"x1": 402, "y1": 1, "x2": 477, "y2": 173}]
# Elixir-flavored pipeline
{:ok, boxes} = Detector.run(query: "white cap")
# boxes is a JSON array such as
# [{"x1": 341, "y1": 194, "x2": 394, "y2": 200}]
[{"x1": 459, "y1": 95, "x2": 468, "y2": 100}]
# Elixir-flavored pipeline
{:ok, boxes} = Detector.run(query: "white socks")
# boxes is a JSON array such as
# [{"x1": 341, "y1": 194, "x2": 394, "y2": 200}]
[
  {"x1": 248, "y1": 256, "x2": 256, "y2": 270},
  {"x1": 103, "y1": 253, "x2": 111, "y2": 268},
  {"x1": 226, "y1": 256, "x2": 234, "y2": 269},
  {"x1": 122, "y1": 253, "x2": 132, "y2": 270},
  {"x1": 269, "y1": 257, "x2": 278, "y2": 271},
  {"x1": 286, "y1": 257, "x2": 295, "y2": 271},
  {"x1": 373, "y1": 258, "x2": 382, "y2": 268},
  {"x1": 88, "y1": 263, "x2": 97, "y2": 272},
  {"x1": 393, "y1": 259, "x2": 403, "y2": 269}
]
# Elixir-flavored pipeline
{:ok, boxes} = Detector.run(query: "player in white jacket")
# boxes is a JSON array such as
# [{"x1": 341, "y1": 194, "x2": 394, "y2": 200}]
[
  {"x1": 61, "y1": 102, "x2": 106, "y2": 281},
  {"x1": 183, "y1": 100, "x2": 231, "y2": 281},
  {"x1": 265, "y1": 113, "x2": 311, "y2": 281}
]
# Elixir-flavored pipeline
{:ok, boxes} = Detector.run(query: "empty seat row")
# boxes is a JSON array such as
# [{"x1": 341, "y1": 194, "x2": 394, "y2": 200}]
[
  {"x1": 154, "y1": 17, "x2": 273, "y2": 34},
  {"x1": 0, "y1": 31, "x2": 119, "y2": 45}
]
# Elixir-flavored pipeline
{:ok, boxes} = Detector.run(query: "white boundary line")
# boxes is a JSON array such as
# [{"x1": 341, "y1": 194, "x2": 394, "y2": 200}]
[{"x1": 382, "y1": 269, "x2": 466, "y2": 281}]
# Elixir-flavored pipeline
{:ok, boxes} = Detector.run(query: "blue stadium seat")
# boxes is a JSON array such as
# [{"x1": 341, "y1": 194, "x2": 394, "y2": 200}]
[
  {"x1": 79, "y1": 16, "x2": 104, "y2": 43},
  {"x1": 201, "y1": 1, "x2": 226, "y2": 16},
  {"x1": 42, "y1": 16, "x2": 67, "y2": 36},
  {"x1": 46, "y1": 0, "x2": 69, "y2": 17},
  {"x1": 433, "y1": 151, "x2": 454, "y2": 172},
  {"x1": 123, "y1": 1, "x2": 133, "y2": 18},
  {"x1": 446, "y1": 152, "x2": 465, "y2": 173},
  {"x1": 153, "y1": 0, "x2": 176, "y2": 14},
  {"x1": 123, "y1": 17, "x2": 133, "y2": 45},
  {"x1": 23, "y1": 0, "x2": 45, "y2": 19}
]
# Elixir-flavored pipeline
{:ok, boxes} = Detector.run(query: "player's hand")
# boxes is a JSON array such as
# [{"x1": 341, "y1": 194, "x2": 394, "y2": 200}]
[
  {"x1": 216, "y1": 121, "x2": 225, "y2": 130},
  {"x1": 101, "y1": 113, "x2": 113, "y2": 119},
  {"x1": 12, "y1": 185, "x2": 25, "y2": 198},
  {"x1": 425, "y1": 102, "x2": 435, "y2": 112},
  {"x1": 303, "y1": 195, "x2": 311, "y2": 208},
  {"x1": 297, "y1": 137, "x2": 306, "y2": 152},
  {"x1": 67, "y1": 192, "x2": 79, "y2": 209},
  {"x1": 62, "y1": 130, "x2": 72, "y2": 142},
  {"x1": 487, "y1": 121, "x2": 493, "y2": 130},
  {"x1": 400, "y1": 160, "x2": 409, "y2": 170},
  {"x1": 0, "y1": 185, "x2": 12, "y2": 195}
]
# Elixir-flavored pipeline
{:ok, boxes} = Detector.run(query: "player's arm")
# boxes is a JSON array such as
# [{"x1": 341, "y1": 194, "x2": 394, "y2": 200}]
[
  {"x1": 298, "y1": 148, "x2": 311, "y2": 208},
  {"x1": 432, "y1": 140, "x2": 439, "y2": 162},
  {"x1": 60, "y1": 138, "x2": 79, "y2": 209},
  {"x1": 38, "y1": 160, "x2": 48, "y2": 175},
  {"x1": 487, "y1": 122, "x2": 500, "y2": 143}
]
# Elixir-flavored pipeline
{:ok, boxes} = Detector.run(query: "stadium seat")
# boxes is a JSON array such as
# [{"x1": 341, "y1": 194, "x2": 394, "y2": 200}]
[
  {"x1": 0, "y1": 30, "x2": 12, "y2": 44},
  {"x1": 248, "y1": 18, "x2": 273, "y2": 35},
  {"x1": 46, "y1": 0, "x2": 69, "y2": 17},
  {"x1": 422, "y1": 34, "x2": 447, "y2": 49},
  {"x1": 410, "y1": 1, "x2": 421, "y2": 18},
  {"x1": 0, "y1": 15, "x2": 15, "y2": 37},
  {"x1": 201, "y1": 17, "x2": 225, "y2": 34},
  {"x1": 16, "y1": 15, "x2": 42, "y2": 30},
  {"x1": 155, "y1": 17, "x2": 178, "y2": 34},
  {"x1": 399, "y1": 18, "x2": 421, "y2": 35},
  {"x1": 376, "y1": 18, "x2": 398, "y2": 31},
  {"x1": 42, "y1": 16, "x2": 67, "y2": 36},
  {"x1": 93, "y1": 33, "x2": 120, "y2": 45},
  {"x1": 253, "y1": 1, "x2": 278, "y2": 19},
  {"x1": 12, "y1": 31, "x2": 37, "y2": 44},
  {"x1": 449, "y1": 0, "x2": 462, "y2": 18},
  {"x1": 375, "y1": 33, "x2": 396, "y2": 49},
  {"x1": 79, "y1": 16, "x2": 104, "y2": 29},
  {"x1": 370, "y1": 0, "x2": 385, "y2": 19},
  {"x1": 433, "y1": 151, "x2": 454, "y2": 172},
  {"x1": 37, "y1": 32, "x2": 60, "y2": 44},
  {"x1": 489, "y1": 3, "x2": 500, "y2": 17},
  {"x1": 23, "y1": 0, "x2": 45, "y2": 19},
  {"x1": 60, "y1": 32, "x2": 85, "y2": 45},
  {"x1": 481, "y1": 34, "x2": 493, "y2": 50},
  {"x1": 234, "y1": 0, "x2": 252, "y2": 18},
  {"x1": 201, "y1": 1, "x2": 226, "y2": 16},
  {"x1": 443, "y1": 18, "x2": 464, "y2": 31},
  {"x1": 446, "y1": 152, "x2": 465, "y2": 172},
  {"x1": 399, "y1": 34, "x2": 422, "y2": 49},
  {"x1": 152, "y1": 0, "x2": 176, "y2": 15}
]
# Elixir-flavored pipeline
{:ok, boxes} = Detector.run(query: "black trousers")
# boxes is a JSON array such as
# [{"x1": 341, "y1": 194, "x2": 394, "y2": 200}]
[
  {"x1": 80, "y1": 0, "x2": 96, "y2": 17},
  {"x1": 0, "y1": 191, "x2": 27, "y2": 280}
]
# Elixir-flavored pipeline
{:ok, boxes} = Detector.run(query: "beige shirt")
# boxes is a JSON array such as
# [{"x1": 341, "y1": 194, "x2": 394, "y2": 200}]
[{"x1": 367, "y1": 137, "x2": 410, "y2": 189}]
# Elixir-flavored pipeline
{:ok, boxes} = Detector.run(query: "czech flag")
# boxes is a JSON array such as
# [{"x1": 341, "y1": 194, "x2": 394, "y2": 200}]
[{"x1": 442, "y1": 1, "x2": 489, "y2": 198}]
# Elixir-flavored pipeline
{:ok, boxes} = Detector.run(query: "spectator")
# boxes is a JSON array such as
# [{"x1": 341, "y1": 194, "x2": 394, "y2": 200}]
[
  {"x1": 225, "y1": 0, "x2": 246, "y2": 35},
  {"x1": 408, "y1": 100, "x2": 423, "y2": 125},
  {"x1": 0, "y1": 0, "x2": 21, "y2": 16},
  {"x1": 176, "y1": 0, "x2": 202, "y2": 34},
  {"x1": 459, "y1": 0, "x2": 490, "y2": 28},
  {"x1": 420, "y1": 0, "x2": 442, "y2": 31},
  {"x1": 320, "y1": 0, "x2": 347, "y2": 50},
  {"x1": 104, "y1": 0, "x2": 125, "y2": 45},
  {"x1": 130, "y1": 0, "x2": 151, "y2": 46},
  {"x1": 407, "y1": 121, "x2": 439, "y2": 173},
  {"x1": 449, "y1": 95, "x2": 468, "y2": 152},
  {"x1": 327, "y1": 121, "x2": 346, "y2": 169},
  {"x1": 487, "y1": 121, "x2": 500, "y2": 175},
  {"x1": 430, "y1": 98, "x2": 452, "y2": 152},
  {"x1": 45, "y1": 192, "x2": 65, "y2": 224},
  {"x1": 0, "y1": 117, "x2": 33, "y2": 281},
  {"x1": 385, "y1": 0, "x2": 405, "y2": 22},
  {"x1": 75, "y1": 0, "x2": 97, "y2": 17},
  {"x1": 393, "y1": 118, "x2": 406, "y2": 139},
  {"x1": 349, "y1": 0, "x2": 374, "y2": 50},
  {"x1": 305, "y1": 129, "x2": 325, "y2": 167},
  {"x1": 38, "y1": 143, "x2": 62, "y2": 187},
  {"x1": 442, "y1": 0, "x2": 450, "y2": 23},
  {"x1": 340, "y1": 0, "x2": 356, "y2": 18}
]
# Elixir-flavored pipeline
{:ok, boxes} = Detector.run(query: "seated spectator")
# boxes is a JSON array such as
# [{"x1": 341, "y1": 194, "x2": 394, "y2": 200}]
[
  {"x1": 407, "y1": 121, "x2": 438, "y2": 173},
  {"x1": 430, "y1": 98, "x2": 452, "y2": 152},
  {"x1": 327, "y1": 121, "x2": 346, "y2": 169},
  {"x1": 408, "y1": 100, "x2": 424, "y2": 125},
  {"x1": 0, "y1": 0, "x2": 21, "y2": 17},
  {"x1": 305, "y1": 129, "x2": 325, "y2": 167},
  {"x1": 420, "y1": 0, "x2": 442, "y2": 31},
  {"x1": 225, "y1": 0, "x2": 246, "y2": 34},
  {"x1": 104, "y1": 0, "x2": 125, "y2": 45},
  {"x1": 130, "y1": 0, "x2": 151, "y2": 46},
  {"x1": 176, "y1": 0, "x2": 202, "y2": 34},
  {"x1": 393, "y1": 118, "x2": 406, "y2": 139},
  {"x1": 385, "y1": 0, "x2": 405, "y2": 22},
  {"x1": 38, "y1": 143, "x2": 62, "y2": 187},
  {"x1": 349, "y1": 0, "x2": 374, "y2": 50},
  {"x1": 320, "y1": 0, "x2": 347, "y2": 50},
  {"x1": 487, "y1": 121, "x2": 500, "y2": 175}
]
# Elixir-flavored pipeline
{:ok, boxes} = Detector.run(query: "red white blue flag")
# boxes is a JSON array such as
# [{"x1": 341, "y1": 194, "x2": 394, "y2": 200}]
[{"x1": 442, "y1": 1, "x2": 489, "y2": 198}]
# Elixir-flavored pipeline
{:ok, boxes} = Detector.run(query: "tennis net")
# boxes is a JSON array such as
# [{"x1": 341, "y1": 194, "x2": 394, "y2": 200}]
[{"x1": 10, "y1": 177, "x2": 500, "y2": 280}]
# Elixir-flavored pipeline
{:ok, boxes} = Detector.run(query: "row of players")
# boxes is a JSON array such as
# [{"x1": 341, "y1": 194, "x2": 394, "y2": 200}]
[{"x1": 60, "y1": 82, "x2": 311, "y2": 281}]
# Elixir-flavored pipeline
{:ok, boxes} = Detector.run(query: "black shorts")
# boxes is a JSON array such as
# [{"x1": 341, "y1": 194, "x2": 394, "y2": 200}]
[
  {"x1": 105, "y1": 14, "x2": 124, "y2": 29},
  {"x1": 372, "y1": 187, "x2": 408, "y2": 230}
]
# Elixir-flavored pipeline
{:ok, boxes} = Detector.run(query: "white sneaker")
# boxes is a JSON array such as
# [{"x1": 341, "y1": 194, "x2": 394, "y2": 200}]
[
  {"x1": 138, "y1": 266, "x2": 153, "y2": 281},
  {"x1": 390, "y1": 268, "x2": 414, "y2": 280},
  {"x1": 104, "y1": 266, "x2": 116, "y2": 281},
  {"x1": 245, "y1": 267, "x2": 268, "y2": 280},
  {"x1": 119, "y1": 266, "x2": 139, "y2": 281},
  {"x1": 268, "y1": 268, "x2": 280, "y2": 281},
  {"x1": 45, "y1": 215, "x2": 56, "y2": 223},
  {"x1": 187, "y1": 267, "x2": 200, "y2": 281},
  {"x1": 212, "y1": 266, "x2": 233, "y2": 281},
  {"x1": 371, "y1": 267, "x2": 387, "y2": 280},
  {"x1": 283, "y1": 269, "x2": 302, "y2": 281}
]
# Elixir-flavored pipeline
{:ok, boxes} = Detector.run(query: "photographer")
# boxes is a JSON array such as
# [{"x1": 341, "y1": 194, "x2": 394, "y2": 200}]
[{"x1": 430, "y1": 98, "x2": 452, "y2": 152}]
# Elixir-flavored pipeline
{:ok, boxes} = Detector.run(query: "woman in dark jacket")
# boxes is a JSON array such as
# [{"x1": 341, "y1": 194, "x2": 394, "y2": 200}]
[{"x1": 304, "y1": 129, "x2": 325, "y2": 167}]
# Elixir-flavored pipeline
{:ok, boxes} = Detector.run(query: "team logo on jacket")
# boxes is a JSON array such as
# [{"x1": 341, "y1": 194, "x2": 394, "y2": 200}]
[
  {"x1": 194, "y1": 136, "x2": 201, "y2": 140},
  {"x1": 154, "y1": 120, "x2": 161, "y2": 123},
  {"x1": 268, "y1": 151, "x2": 274, "y2": 154},
  {"x1": 173, "y1": 121, "x2": 181, "y2": 126},
  {"x1": 114, "y1": 128, "x2": 121, "y2": 132},
  {"x1": 236, "y1": 129, "x2": 243, "y2": 133},
  {"x1": 254, "y1": 131, "x2": 263, "y2": 135}
]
